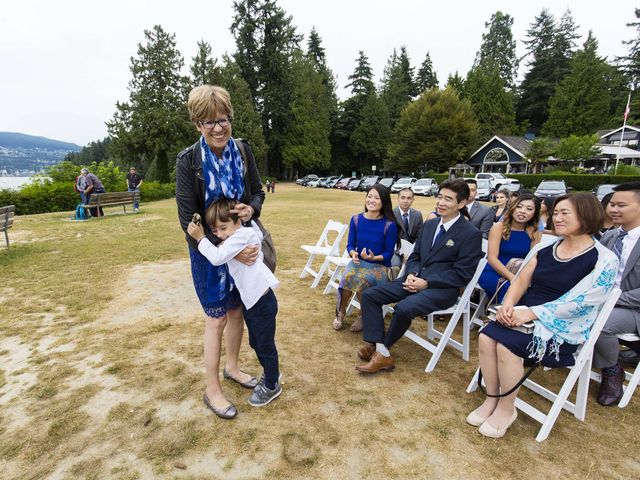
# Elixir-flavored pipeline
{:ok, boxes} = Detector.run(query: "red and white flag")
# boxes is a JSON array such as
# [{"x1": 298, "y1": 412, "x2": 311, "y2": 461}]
[{"x1": 624, "y1": 94, "x2": 631, "y2": 123}]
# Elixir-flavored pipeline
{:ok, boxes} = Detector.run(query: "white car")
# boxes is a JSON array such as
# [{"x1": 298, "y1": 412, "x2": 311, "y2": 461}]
[
  {"x1": 411, "y1": 178, "x2": 438, "y2": 196},
  {"x1": 306, "y1": 178, "x2": 323, "y2": 188},
  {"x1": 475, "y1": 172, "x2": 518, "y2": 191},
  {"x1": 390, "y1": 177, "x2": 417, "y2": 193}
]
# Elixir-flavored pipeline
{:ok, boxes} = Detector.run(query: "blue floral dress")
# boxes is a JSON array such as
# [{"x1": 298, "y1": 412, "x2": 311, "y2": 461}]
[{"x1": 189, "y1": 137, "x2": 245, "y2": 318}]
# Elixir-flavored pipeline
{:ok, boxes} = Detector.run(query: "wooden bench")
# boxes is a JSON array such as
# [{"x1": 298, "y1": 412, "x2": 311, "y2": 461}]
[
  {"x1": 1, "y1": 205, "x2": 15, "y2": 248},
  {"x1": 82, "y1": 191, "x2": 140, "y2": 216}
]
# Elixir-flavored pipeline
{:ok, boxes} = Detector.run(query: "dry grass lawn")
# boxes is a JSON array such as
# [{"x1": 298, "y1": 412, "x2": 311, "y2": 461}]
[{"x1": 1, "y1": 183, "x2": 639, "y2": 479}]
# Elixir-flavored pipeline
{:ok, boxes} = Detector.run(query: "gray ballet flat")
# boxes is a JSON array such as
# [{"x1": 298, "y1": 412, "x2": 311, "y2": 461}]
[
  {"x1": 223, "y1": 368, "x2": 259, "y2": 389},
  {"x1": 203, "y1": 392, "x2": 237, "y2": 420}
]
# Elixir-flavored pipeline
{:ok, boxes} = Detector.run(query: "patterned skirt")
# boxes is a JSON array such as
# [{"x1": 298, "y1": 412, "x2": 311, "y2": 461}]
[
  {"x1": 339, "y1": 260, "x2": 390, "y2": 293},
  {"x1": 189, "y1": 246, "x2": 242, "y2": 318}
]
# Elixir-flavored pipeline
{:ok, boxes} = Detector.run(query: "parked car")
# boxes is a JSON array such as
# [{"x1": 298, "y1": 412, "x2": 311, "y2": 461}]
[
  {"x1": 306, "y1": 177, "x2": 324, "y2": 188},
  {"x1": 318, "y1": 177, "x2": 331, "y2": 188},
  {"x1": 411, "y1": 178, "x2": 438, "y2": 196},
  {"x1": 378, "y1": 178, "x2": 394, "y2": 189},
  {"x1": 358, "y1": 175, "x2": 381, "y2": 191},
  {"x1": 474, "y1": 178, "x2": 492, "y2": 201},
  {"x1": 475, "y1": 172, "x2": 519, "y2": 191},
  {"x1": 534, "y1": 180, "x2": 567, "y2": 199},
  {"x1": 390, "y1": 177, "x2": 417, "y2": 193},
  {"x1": 335, "y1": 177, "x2": 354, "y2": 189},
  {"x1": 296, "y1": 174, "x2": 318, "y2": 186},
  {"x1": 325, "y1": 175, "x2": 343, "y2": 188},
  {"x1": 346, "y1": 178, "x2": 364, "y2": 191},
  {"x1": 593, "y1": 184, "x2": 618, "y2": 201}
]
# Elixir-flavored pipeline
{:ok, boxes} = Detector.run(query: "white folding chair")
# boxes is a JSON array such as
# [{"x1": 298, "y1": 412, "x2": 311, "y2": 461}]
[
  {"x1": 589, "y1": 332, "x2": 640, "y2": 408},
  {"x1": 403, "y1": 258, "x2": 488, "y2": 373},
  {"x1": 322, "y1": 250, "x2": 350, "y2": 295},
  {"x1": 466, "y1": 288, "x2": 621, "y2": 442},
  {"x1": 300, "y1": 220, "x2": 348, "y2": 288}
]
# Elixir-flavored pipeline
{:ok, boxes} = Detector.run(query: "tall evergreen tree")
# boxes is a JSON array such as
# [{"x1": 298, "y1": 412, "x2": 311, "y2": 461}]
[
  {"x1": 347, "y1": 50, "x2": 375, "y2": 97},
  {"x1": 387, "y1": 88, "x2": 479, "y2": 172},
  {"x1": 618, "y1": 8, "x2": 640, "y2": 124},
  {"x1": 231, "y1": 0, "x2": 302, "y2": 176},
  {"x1": 415, "y1": 52, "x2": 438, "y2": 93},
  {"x1": 107, "y1": 25, "x2": 192, "y2": 182},
  {"x1": 282, "y1": 52, "x2": 331, "y2": 173},
  {"x1": 475, "y1": 11, "x2": 518, "y2": 89},
  {"x1": 350, "y1": 93, "x2": 391, "y2": 171},
  {"x1": 212, "y1": 55, "x2": 268, "y2": 168},
  {"x1": 465, "y1": 63, "x2": 515, "y2": 138},
  {"x1": 445, "y1": 72, "x2": 465, "y2": 96},
  {"x1": 380, "y1": 47, "x2": 417, "y2": 127},
  {"x1": 190, "y1": 40, "x2": 217, "y2": 86},
  {"x1": 543, "y1": 32, "x2": 611, "y2": 137},
  {"x1": 516, "y1": 9, "x2": 579, "y2": 131}
]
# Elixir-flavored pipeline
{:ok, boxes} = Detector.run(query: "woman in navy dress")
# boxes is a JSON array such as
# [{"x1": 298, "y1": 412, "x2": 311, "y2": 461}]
[
  {"x1": 333, "y1": 184, "x2": 398, "y2": 332},
  {"x1": 176, "y1": 85, "x2": 265, "y2": 419},
  {"x1": 468, "y1": 193, "x2": 617, "y2": 438},
  {"x1": 478, "y1": 193, "x2": 541, "y2": 303}
]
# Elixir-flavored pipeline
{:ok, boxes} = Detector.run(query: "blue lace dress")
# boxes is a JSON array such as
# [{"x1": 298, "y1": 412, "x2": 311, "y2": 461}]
[{"x1": 478, "y1": 230, "x2": 531, "y2": 303}]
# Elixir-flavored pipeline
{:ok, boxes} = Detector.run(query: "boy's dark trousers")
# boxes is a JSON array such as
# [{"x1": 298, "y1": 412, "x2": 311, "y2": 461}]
[{"x1": 243, "y1": 289, "x2": 279, "y2": 389}]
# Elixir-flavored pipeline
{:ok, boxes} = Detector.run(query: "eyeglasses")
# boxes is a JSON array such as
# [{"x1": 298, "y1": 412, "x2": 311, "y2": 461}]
[{"x1": 199, "y1": 117, "x2": 232, "y2": 129}]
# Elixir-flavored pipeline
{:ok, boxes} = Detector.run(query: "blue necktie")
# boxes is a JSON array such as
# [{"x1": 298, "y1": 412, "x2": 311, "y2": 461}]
[
  {"x1": 403, "y1": 212, "x2": 409, "y2": 234},
  {"x1": 433, "y1": 224, "x2": 446, "y2": 246},
  {"x1": 613, "y1": 230, "x2": 628, "y2": 260}
]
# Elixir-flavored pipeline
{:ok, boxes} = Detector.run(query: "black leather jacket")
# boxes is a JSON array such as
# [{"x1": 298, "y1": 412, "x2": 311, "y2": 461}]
[{"x1": 175, "y1": 139, "x2": 265, "y2": 250}]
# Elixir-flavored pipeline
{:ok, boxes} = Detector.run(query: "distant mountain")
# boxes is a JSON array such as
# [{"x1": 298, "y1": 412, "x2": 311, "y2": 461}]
[
  {"x1": 0, "y1": 132, "x2": 82, "y2": 151},
  {"x1": 0, "y1": 132, "x2": 82, "y2": 175}
]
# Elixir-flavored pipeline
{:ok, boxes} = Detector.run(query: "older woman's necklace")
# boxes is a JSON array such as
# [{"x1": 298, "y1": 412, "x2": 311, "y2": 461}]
[{"x1": 553, "y1": 240, "x2": 595, "y2": 262}]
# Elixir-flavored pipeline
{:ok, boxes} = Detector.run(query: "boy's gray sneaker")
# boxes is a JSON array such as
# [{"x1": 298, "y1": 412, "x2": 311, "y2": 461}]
[{"x1": 249, "y1": 378, "x2": 282, "y2": 407}]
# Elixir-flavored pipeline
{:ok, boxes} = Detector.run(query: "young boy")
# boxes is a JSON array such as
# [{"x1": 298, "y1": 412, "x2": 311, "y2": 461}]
[{"x1": 187, "y1": 198, "x2": 282, "y2": 407}]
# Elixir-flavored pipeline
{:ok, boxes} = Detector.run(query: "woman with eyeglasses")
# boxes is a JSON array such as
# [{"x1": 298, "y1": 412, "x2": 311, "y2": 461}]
[{"x1": 176, "y1": 85, "x2": 265, "y2": 419}]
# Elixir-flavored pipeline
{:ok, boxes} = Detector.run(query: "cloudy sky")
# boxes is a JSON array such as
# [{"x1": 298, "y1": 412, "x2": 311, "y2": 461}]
[{"x1": 0, "y1": 0, "x2": 636, "y2": 146}]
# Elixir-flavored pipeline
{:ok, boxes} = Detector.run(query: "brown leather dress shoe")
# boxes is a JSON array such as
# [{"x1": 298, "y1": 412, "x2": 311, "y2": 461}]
[
  {"x1": 597, "y1": 365, "x2": 624, "y2": 406},
  {"x1": 357, "y1": 343, "x2": 375, "y2": 361},
  {"x1": 356, "y1": 352, "x2": 395, "y2": 373}
]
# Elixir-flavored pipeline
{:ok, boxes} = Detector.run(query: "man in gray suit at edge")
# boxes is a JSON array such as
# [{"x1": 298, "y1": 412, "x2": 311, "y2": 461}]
[
  {"x1": 593, "y1": 182, "x2": 640, "y2": 406},
  {"x1": 464, "y1": 179, "x2": 493, "y2": 238}
]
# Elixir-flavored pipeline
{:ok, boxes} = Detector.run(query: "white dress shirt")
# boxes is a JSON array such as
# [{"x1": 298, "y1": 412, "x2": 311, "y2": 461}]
[
  {"x1": 198, "y1": 221, "x2": 279, "y2": 309},
  {"x1": 614, "y1": 225, "x2": 640, "y2": 288},
  {"x1": 432, "y1": 214, "x2": 460, "y2": 246}
]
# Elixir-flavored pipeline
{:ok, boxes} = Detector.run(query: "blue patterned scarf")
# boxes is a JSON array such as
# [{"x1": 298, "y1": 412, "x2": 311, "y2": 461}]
[{"x1": 200, "y1": 136, "x2": 245, "y2": 208}]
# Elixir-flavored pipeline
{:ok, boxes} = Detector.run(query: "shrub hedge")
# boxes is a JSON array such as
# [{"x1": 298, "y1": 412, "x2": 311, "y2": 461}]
[{"x1": 0, "y1": 181, "x2": 176, "y2": 215}]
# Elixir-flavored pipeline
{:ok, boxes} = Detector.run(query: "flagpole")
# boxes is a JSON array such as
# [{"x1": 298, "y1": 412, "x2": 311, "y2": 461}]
[{"x1": 616, "y1": 93, "x2": 632, "y2": 174}]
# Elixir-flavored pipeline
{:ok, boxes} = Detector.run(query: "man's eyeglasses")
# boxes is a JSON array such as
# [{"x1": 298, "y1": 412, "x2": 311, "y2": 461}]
[{"x1": 199, "y1": 117, "x2": 232, "y2": 129}]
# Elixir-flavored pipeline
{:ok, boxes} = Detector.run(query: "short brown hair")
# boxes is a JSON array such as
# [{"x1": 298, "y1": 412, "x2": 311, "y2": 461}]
[
  {"x1": 188, "y1": 85, "x2": 234, "y2": 122},
  {"x1": 550, "y1": 192, "x2": 604, "y2": 236},
  {"x1": 204, "y1": 198, "x2": 240, "y2": 228}
]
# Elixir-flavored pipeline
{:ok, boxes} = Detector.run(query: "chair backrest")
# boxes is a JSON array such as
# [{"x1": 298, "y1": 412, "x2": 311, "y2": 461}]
[
  {"x1": 581, "y1": 288, "x2": 621, "y2": 352},
  {"x1": 541, "y1": 233, "x2": 559, "y2": 244},
  {"x1": 481, "y1": 238, "x2": 488, "y2": 255},
  {"x1": 396, "y1": 240, "x2": 415, "y2": 278},
  {"x1": 449, "y1": 258, "x2": 487, "y2": 317},
  {"x1": 313, "y1": 220, "x2": 347, "y2": 250}
]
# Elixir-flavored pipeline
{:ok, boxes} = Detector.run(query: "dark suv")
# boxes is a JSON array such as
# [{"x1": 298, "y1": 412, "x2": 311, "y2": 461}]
[{"x1": 534, "y1": 180, "x2": 567, "y2": 199}]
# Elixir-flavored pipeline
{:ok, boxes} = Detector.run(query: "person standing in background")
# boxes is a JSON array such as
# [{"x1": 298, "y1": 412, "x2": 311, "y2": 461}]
[{"x1": 126, "y1": 166, "x2": 143, "y2": 213}]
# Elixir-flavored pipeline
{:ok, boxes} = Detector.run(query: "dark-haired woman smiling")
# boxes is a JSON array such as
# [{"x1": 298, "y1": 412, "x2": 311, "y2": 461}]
[
  {"x1": 333, "y1": 184, "x2": 398, "y2": 332},
  {"x1": 468, "y1": 193, "x2": 618, "y2": 438}
]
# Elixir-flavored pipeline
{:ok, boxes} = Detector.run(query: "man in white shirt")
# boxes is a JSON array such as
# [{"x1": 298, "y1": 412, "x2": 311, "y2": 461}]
[
  {"x1": 593, "y1": 182, "x2": 640, "y2": 406},
  {"x1": 464, "y1": 179, "x2": 493, "y2": 238}
]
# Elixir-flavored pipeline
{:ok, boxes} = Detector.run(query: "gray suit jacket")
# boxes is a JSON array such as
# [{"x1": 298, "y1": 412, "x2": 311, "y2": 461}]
[
  {"x1": 601, "y1": 229, "x2": 640, "y2": 310},
  {"x1": 468, "y1": 202, "x2": 493, "y2": 238},
  {"x1": 393, "y1": 206, "x2": 423, "y2": 243}
]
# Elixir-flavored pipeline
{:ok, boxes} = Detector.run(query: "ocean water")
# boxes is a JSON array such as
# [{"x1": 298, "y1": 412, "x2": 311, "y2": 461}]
[{"x1": 0, "y1": 177, "x2": 35, "y2": 190}]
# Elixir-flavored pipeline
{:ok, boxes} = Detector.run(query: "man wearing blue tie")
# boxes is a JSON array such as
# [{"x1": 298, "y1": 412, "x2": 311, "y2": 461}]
[{"x1": 357, "y1": 179, "x2": 483, "y2": 373}]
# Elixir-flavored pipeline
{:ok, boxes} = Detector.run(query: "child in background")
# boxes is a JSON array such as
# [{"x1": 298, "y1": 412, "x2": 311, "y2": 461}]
[{"x1": 188, "y1": 198, "x2": 282, "y2": 407}]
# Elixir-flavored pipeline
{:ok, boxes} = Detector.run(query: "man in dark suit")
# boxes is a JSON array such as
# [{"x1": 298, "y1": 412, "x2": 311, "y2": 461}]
[
  {"x1": 356, "y1": 180, "x2": 483, "y2": 373},
  {"x1": 593, "y1": 182, "x2": 640, "y2": 406},
  {"x1": 393, "y1": 188, "x2": 424, "y2": 243},
  {"x1": 464, "y1": 179, "x2": 493, "y2": 238}
]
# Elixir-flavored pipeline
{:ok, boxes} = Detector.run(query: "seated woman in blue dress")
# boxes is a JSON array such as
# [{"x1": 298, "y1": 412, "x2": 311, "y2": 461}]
[
  {"x1": 478, "y1": 193, "x2": 541, "y2": 303},
  {"x1": 467, "y1": 193, "x2": 618, "y2": 438},
  {"x1": 333, "y1": 184, "x2": 398, "y2": 332}
]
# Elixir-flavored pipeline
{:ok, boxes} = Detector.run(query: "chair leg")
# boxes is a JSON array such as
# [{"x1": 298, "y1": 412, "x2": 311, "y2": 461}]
[
  {"x1": 300, "y1": 254, "x2": 316, "y2": 279},
  {"x1": 424, "y1": 314, "x2": 461, "y2": 373},
  {"x1": 466, "y1": 367, "x2": 480, "y2": 393},
  {"x1": 619, "y1": 365, "x2": 640, "y2": 408},
  {"x1": 311, "y1": 258, "x2": 330, "y2": 288},
  {"x1": 462, "y1": 312, "x2": 471, "y2": 362}
]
